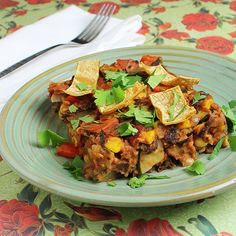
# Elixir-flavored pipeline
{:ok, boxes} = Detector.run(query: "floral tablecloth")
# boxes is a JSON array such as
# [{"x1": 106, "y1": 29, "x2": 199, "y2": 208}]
[{"x1": 1, "y1": 0, "x2": 236, "y2": 235}]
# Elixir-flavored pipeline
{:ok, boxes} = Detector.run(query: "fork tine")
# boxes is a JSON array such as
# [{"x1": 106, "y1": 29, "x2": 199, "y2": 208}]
[
  {"x1": 72, "y1": 4, "x2": 108, "y2": 41},
  {"x1": 83, "y1": 5, "x2": 116, "y2": 42},
  {"x1": 79, "y1": 4, "x2": 113, "y2": 41}
]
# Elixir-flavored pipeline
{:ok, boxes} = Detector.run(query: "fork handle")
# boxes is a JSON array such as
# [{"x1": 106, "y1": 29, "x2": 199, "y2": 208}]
[{"x1": 0, "y1": 44, "x2": 64, "y2": 78}]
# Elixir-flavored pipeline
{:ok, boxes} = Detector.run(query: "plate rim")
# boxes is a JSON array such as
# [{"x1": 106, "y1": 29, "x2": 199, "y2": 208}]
[{"x1": 1, "y1": 45, "x2": 236, "y2": 207}]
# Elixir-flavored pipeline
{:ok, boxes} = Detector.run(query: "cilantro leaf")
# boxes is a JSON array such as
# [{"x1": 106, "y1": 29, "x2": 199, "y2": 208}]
[
  {"x1": 169, "y1": 92, "x2": 181, "y2": 121},
  {"x1": 229, "y1": 100, "x2": 236, "y2": 109},
  {"x1": 128, "y1": 174, "x2": 170, "y2": 188},
  {"x1": 208, "y1": 136, "x2": 225, "y2": 160},
  {"x1": 146, "y1": 175, "x2": 170, "y2": 179},
  {"x1": 222, "y1": 104, "x2": 236, "y2": 133},
  {"x1": 94, "y1": 90, "x2": 111, "y2": 107},
  {"x1": 121, "y1": 106, "x2": 154, "y2": 126},
  {"x1": 147, "y1": 74, "x2": 166, "y2": 89},
  {"x1": 105, "y1": 70, "x2": 127, "y2": 81},
  {"x1": 37, "y1": 130, "x2": 66, "y2": 148},
  {"x1": 128, "y1": 175, "x2": 147, "y2": 188},
  {"x1": 107, "y1": 181, "x2": 117, "y2": 187},
  {"x1": 63, "y1": 156, "x2": 84, "y2": 181},
  {"x1": 192, "y1": 93, "x2": 207, "y2": 105},
  {"x1": 186, "y1": 160, "x2": 206, "y2": 175},
  {"x1": 117, "y1": 122, "x2": 138, "y2": 137},
  {"x1": 69, "y1": 104, "x2": 78, "y2": 113},
  {"x1": 229, "y1": 135, "x2": 236, "y2": 151},
  {"x1": 76, "y1": 83, "x2": 88, "y2": 91},
  {"x1": 79, "y1": 115, "x2": 95, "y2": 123},
  {"x1": 70, "y1": 119, "x2": 80, "y2": 130},
  {"x1": 105, "y1": 70, "x2": 142, "y2": 89},
  {"x1": 112, "y1": 86, "x2": 125, "y2": 103}
]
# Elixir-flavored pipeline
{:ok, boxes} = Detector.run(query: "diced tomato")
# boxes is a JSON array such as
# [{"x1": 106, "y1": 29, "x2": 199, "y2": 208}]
[
  {"x1": 115, "y1": 59, "x2": 130, "y2": 70},
  {"x1": 56, "y1": 143, "x2": 80, "y2": 158},
  {"x1": 81, "y1": 117, "x2": 119, "y2": 135},
  {"x1": 140, "y1": 55, "x2": 160, "y2": 66},
  {"x1": 153, "y1": 85, "x2": 171, "y2": 93},
  {"x1": 65, "y1": 96, "x2": 79, "y2": 104}
]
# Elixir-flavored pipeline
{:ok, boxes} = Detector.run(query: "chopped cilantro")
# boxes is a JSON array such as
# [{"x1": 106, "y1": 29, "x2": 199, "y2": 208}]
[
  {"x1": 120, "y1": 106, "x2": 154, "y2": 126},
  {"x1": 222, "y1": 104, "x2": 236, "y2": 133},
  {"x1": 112, "y1": 86, "x2": 125, "y2": 103},
  {"x1": 169, "y1": 92, "x2": 181, "y2": 121},
  {"x1": 186, "y1": 160, "x2": 206, "y2": 175},
  {"x1": 128, "y1": 175, "x2": 147, "y2": 188},
  {"x1": 192, "y1": 93, "x2": 207, "y2": 105},
  {"x1": 117, "y1": 122, "x2": 138, "y2": 137},
  {"x1": 94, "y1": 90, "x2": 112, "y2": 107},
  {"x1": 76, "y1": 82, "x2": 88, "y2": 91},
  {"x1": 107, "y1": 181, "x2": 117, "y2": 187},
  {"x1": 128, "y1": 174, "x2": 170, "y2": 188},
  {"x1": 147, "y1": 74, "x2": 166, "y2": 89},
  {"x1": 37, "y1": 129, "x2": 66, "y2": 148},
  {"x1": 229, "y1": 100, "x2": 236, "y2": 109},
  {"x1": 104, "y1": 70, "x2": 142, "y2": 89},
  {"x1": 70, "y1": 119, "x2": 80, "y2": 130},
  {"x1": 63, "y1": 156, "x2": 84, "y2": 181},
  {"x1": 229, "y1": 135, "x2": 236, "y2": 151},
  {"x1": 70, "y1": 116, "x2": 94, "y2": 130},
  {"x1": 208, "y1": 136, "x2": 225, "y2": 160},
  {"x1": 79, "y1": 115, "x2": 95, "y2": 123},
  {"x1": 69, "y1": 104, "x2": 78, "y2": 113}
]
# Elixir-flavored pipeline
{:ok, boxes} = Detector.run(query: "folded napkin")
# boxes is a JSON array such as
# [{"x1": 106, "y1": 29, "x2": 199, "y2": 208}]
[{"x1": 0, "y1": 6, "x2": 145, "y2": 111}]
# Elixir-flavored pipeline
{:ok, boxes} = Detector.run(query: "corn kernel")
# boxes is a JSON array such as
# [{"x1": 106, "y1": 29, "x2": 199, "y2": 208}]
[
  {"x1": 179, "y1": 119, "x2": 191, "y2": 129},
  {"x1": 202, "y1": 98, "x2": 214, "y2": 110},
  {"x1": 105, "y1": 137, "x2": 124, "y2": 153},
  {"x1": 194, "y1": 138, "x2": 207, "y2": 148},
  {"x1": 140, "y1": 130, "x2": 155, "y2": 145}
]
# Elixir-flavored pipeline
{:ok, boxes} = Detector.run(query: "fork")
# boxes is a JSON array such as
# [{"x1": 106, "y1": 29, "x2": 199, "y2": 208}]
[{"x1": 0, "y1": 4, "x2": 116, "y2": 78}]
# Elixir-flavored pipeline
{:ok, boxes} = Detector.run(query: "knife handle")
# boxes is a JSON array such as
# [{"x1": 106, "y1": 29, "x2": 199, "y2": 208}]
[{"x1": 0, "y1": 44, "x2": 63, "y2": 79}]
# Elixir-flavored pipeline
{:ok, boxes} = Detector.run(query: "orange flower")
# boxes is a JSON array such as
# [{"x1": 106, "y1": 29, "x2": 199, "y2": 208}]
[
  {"x1": 160, "y1": 29, "x2": 190, "y2": 41},
  {"x1": 159, "y1": 22, "x2": 171, "y2": 31},
  {"x1": 54, "y1": 224, "x2": 73, "y2": 236},
  {"x1": 152, "y1": 6, "x2": 166, "y2": 13},
  {"x1": 12, "y1": 9, "x2": 27, "y2": 16},
  {"x1": 137, "y1": 22, "x2": 150, "y2": 35},
  {"x1": 64, "y1": 202, "x2": 122, "y2": 221},
  {"x1": 229, "y1": 31, "x2": 236, "y2": 38}
]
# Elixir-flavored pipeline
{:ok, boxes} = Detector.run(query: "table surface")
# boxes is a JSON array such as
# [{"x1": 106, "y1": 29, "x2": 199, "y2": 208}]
[{"x1": 0, "y1": 0, "x2": 236, "y2": 235}]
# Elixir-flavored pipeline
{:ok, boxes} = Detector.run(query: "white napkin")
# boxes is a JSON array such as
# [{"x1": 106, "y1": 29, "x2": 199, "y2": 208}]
[{"x1": 0, "y1": 6, "x2": 145, "y2": 111}]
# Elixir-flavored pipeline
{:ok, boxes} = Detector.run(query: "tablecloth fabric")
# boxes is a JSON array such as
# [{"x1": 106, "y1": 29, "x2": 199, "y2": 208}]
[{"x1": 0, "y1": 0, "x2": 236, "y2": 235}]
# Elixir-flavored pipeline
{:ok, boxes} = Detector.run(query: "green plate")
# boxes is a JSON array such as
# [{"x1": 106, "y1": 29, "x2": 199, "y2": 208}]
[{"x1": 1, "y1": 46, "x2": 236, "y2": 207}]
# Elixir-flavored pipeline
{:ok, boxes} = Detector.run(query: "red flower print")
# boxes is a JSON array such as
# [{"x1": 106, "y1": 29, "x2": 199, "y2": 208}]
[
  {"x1": 229, "y1": 19, "x2": 236, "y2": 24},
  {"x1": 89, "y1": 1, "x2": 120, "y2": 14},
  {"x1": 64, "y1": 202, "x2": 122, "y2": 221},
  {"x1": 0, "y1": 199, "x2": 42, "y2": 236},
  {"x1": 229, "y1": 31, "x2": 236, "y2": 38},
  {"x1": 182, "y1": 13, "x2": 218, "y2": 32},
  {"x1": 26, "y1": 0, "x2": 51, "y2": 4},
  {"x1": 0, "y1": 0, "x2": 18, "y2": 9},
  {"x1": 115, "y1": 218, "x2": 182, "y2": 236},
  {"x1": 137, "y1": 22, "x2": 150, "y2": 35},
  {"x1": 152, "y1": 6, "x2": 166, "y2": 13},
  {"x1": 63, "y1": 0, "x2": 86, "y2": 4},
  {"x1": 201, "y1": 0, "x2": 221, "y2": 2},
  {"x1": 163, "y1": 0, "x2": 179, "y2": 2},
  {"x1": 54, "y1": 224, "x2": 73, "y2": 236},
  {"x1": 196, "y1": 36, "x2": 234, "y2": 55},
  {"x1": 12, "y1": 9, "x2": 27, "y2": 16},
  {"x1": 8, "y1": 24, "x2": 22, "y2": 33},
  {"x1": 159, "y1": 22, "x2": 172, "y2": 31},
  {"x1": 121, "y1": 0, "x2": 151, "y2": 4},
  {"x1": 230, "y1": 1, "x2": 236, "y2": 11},
  {"x1": 160, "y1": 29, "x2": 190, "y2": 41}
]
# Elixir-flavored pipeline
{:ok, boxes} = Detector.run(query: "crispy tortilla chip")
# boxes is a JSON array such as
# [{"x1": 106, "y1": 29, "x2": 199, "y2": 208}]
[
  {"x1": 65, "y1": 60, "x2": 100, "y2": 96},
  {"x1": 99, "y1": 82, "x2": 146, "y2": 115},
  {"x1": 140, "y1": 63, "x2": 200, "y2": 87},
  {"x1": 149, "y1": 86, "x2": 196, "y2": 125}
]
